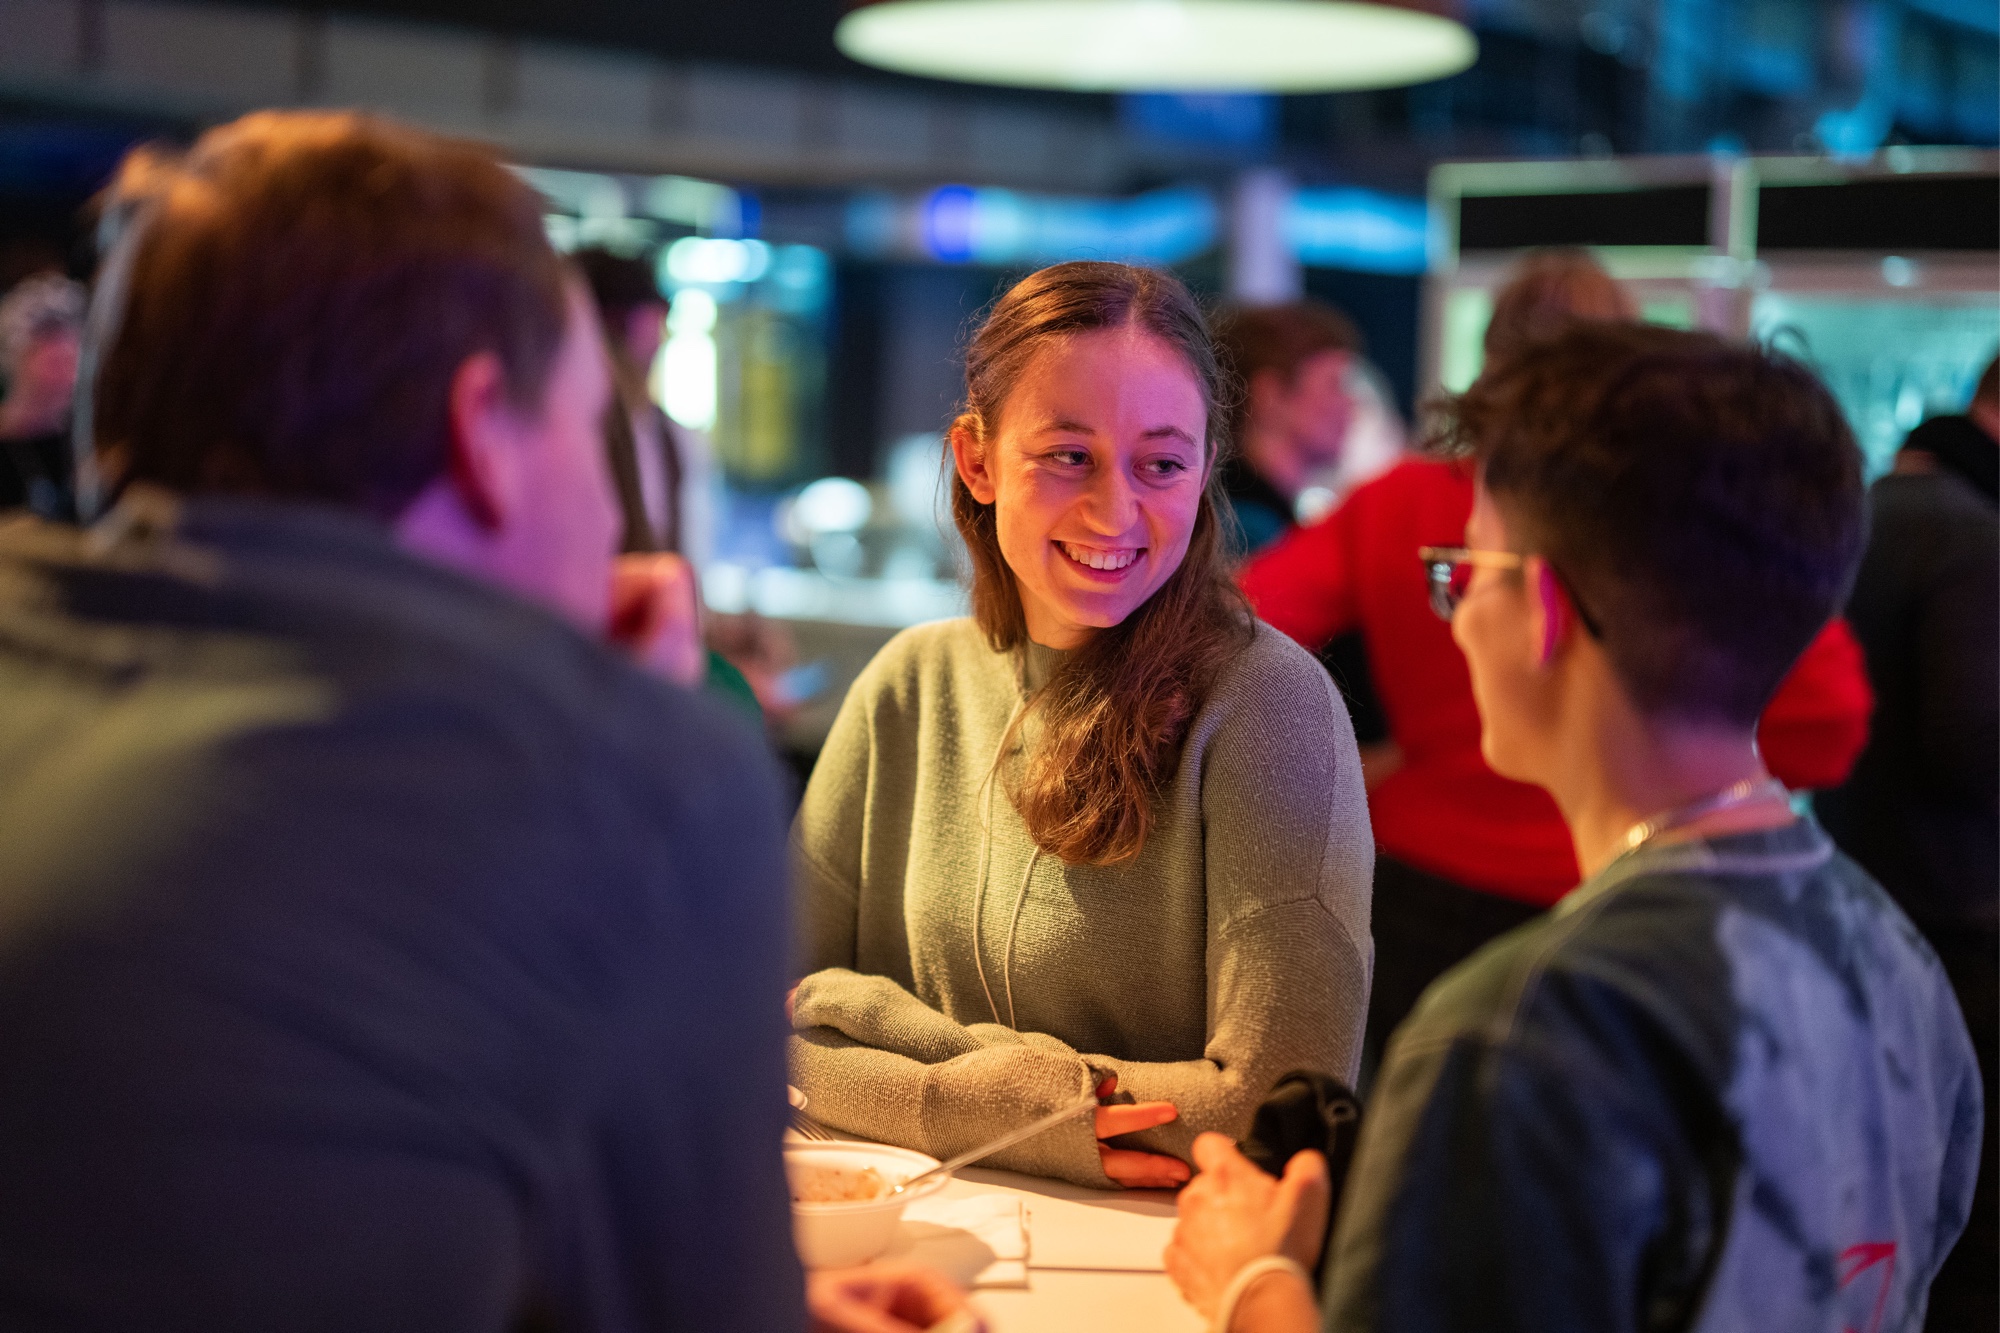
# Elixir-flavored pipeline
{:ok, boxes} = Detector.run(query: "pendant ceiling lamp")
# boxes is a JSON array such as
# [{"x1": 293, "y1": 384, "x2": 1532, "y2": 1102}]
[{"x1": 835, "y1": 0, "x2": 1477, "y2": 93}]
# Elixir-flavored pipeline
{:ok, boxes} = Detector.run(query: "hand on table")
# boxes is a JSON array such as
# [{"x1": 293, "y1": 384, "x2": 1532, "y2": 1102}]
[
  {"x1": 1163, "y1": 1133, "x2": 1329, "y2": 1319},
  {"x1": 1093, "y1": 1075, "x2": 1189, "y2": 1189},
  {"x1": 607, "y1": 552, "x2": 704, "y2": 688},
  {"x1": 806, "y1": 1260, "x2": 984, "y2": 1333}
]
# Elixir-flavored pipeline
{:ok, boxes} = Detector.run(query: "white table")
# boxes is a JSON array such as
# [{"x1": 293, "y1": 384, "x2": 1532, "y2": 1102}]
[{"x1": 907, "y1": 1165, "x2": 1206, "y2": 1333}]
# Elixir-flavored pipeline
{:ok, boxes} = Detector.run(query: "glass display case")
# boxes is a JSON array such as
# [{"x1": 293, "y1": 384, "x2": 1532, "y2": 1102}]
[{"x1": 1423, "y1": 149, "x2": 2000, "y2": 476}]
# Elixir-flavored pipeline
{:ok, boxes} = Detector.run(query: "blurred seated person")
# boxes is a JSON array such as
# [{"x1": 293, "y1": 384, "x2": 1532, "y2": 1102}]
[
  {"x1": 574, "y1": 246, "x2": 762, "y2": 714},
  {"x1": 789, "y1": 262, "x2": 1373, "y2": 1190},
  {"x1": 0, "y1": 110, "x2": 967, "y2": 1333},
  {"x1": 1239, "y1": 248, "x2": 1874, "y2": 1071},
  {"x1": 1819, "y1": 356, "x2": 1999, "y2": 1332},
  {"x1": 1211, "y1": 301, "x2": 1394, "y2": 759},
  {"x1": 570, "y1": 247, "x2": 716, "y2": 564},
  {"x1": 1167, "y1": 323, "x2": 1981, "y2": 1333},
  {"x1": 1211, "y1": 300, "x2": 1363, "y2": 555},
  {"x1": 0, "y1": 271, "x2": 85, "y2": 520}
]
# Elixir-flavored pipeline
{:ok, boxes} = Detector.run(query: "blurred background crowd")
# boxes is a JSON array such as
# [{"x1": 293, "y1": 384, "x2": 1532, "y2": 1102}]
[{"x1": 1, "y1": 1, "x2": 1994, "y2": 769}]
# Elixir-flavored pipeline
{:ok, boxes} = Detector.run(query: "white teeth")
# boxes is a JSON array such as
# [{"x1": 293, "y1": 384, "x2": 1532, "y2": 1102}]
[{"x1": 1057, "y1": 542, "x2": 1139, "y2": 572}]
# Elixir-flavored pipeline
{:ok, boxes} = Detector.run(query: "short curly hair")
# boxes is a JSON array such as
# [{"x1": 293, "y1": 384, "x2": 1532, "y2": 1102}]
[{"x1": 1440, "y1": 323, "x2": 1866, "y2": 727}]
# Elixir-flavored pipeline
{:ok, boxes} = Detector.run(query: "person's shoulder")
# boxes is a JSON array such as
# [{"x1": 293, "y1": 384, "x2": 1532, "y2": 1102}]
[
  {"x1": 1348, "y1": 454, "x2": 1467, "y2": 507},
  {"x1": 1236, "y1": 615, "x2": 1334, "y2": 683},
  {"x1": 1397, "y1": 870, "x2": 1733, "y2": 1072},
  {"x1": 846, "y1": 616, "x2": 990, "y2": 703},
  {"x1": 827, "y1": 617, "x2": 1013, "y2": 751},
  {"x1": 872, "y1": 616, "x2": 987, "y2": 667},
  {"x1": 1209, "y1": 618, "x2": 1344, "y2": 723}
]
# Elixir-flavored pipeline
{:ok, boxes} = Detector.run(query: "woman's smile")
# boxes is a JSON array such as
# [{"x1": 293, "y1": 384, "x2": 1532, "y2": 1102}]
[{"x1": 1055, "y1": 540, "x2": 1144, "y2": 576}]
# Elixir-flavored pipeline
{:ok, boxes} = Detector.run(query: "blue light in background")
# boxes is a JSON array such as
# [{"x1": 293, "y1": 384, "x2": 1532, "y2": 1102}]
[
  {"x1": 1118, "y1": 92, "x2": 1277, "y2": 151},
  {"x1": 921, "y1": 185, "x2": 981, "y2": 262},
  {"x1": 1285, "y1": 188, "x2": 1432, "y2": 275},
  {"x1": 909, "y1": 184, "x2": 1218, "y2": 267},
  {"x1": 854, "y1": 183, "x2": 1430, "y2": 272}
]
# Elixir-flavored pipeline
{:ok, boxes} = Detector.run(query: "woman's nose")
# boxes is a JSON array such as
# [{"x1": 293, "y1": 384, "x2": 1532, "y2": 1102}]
[{"x1": 1078, "y1": 469, "x2": 1141, "y2": 533}]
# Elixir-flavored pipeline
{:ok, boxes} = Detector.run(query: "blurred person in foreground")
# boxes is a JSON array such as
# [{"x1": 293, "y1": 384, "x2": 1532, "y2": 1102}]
[
  {"x1": 1167, "y1": 322, "x2": 1981, "y2": 1333},
  {"x1": 0, "y1": 110, "x2": 968, "y2": 1333},
  {"x1": 1819, "y1": 356, "x2": 2000, "y2": 1333},
  {"x1": 0, "y1": 270, "x2": 85, "y2": 519},
  {"x1": 1239, "y1": 248, "x2": 1874, "y2": 1073}
]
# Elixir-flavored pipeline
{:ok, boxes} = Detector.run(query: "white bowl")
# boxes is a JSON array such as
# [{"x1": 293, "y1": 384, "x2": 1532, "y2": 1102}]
[{"x1": 785, "y1": 1140, "x2": 951, "y2": 1269}]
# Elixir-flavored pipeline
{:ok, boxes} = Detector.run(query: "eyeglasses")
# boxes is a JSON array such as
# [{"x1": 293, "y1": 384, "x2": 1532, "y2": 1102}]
[
  {"x1": 1418, "y1": 546, "x2": 1521, "y2": 621},
  {"x1": 1417, "y1": 545, "x2": 1603, "y2": 637}
]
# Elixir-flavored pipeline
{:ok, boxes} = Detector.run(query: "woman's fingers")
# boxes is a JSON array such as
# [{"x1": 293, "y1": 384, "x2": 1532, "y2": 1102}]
[
  {"x1": 1099, "y1": 1145, "x2": 1192, "y2": 1188},
  {"x1": 1094, "y1": 1099, "x2": 1178, "y2": 1138}
]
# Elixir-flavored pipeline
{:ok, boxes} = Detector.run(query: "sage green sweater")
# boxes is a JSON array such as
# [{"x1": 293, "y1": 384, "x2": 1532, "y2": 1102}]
[{"x1": 789, "y1": 617, "x2": 1373, "y2": 1187}]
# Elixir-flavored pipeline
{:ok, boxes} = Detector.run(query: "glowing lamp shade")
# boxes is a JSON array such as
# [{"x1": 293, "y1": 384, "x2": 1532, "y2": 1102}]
[{"x1": 835, "y1": 0, "x2": 1476, "y2": 92}]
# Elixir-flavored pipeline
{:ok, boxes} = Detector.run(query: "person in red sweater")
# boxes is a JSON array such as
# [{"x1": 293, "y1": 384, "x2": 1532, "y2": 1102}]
[{"x1": 1241, "y1": 249, "x2": 1874, "y2": 1069}]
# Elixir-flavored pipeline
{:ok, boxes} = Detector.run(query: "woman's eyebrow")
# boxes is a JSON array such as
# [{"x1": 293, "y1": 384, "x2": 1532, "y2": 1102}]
[
  {"x1": 1033, "y1": 417, "x2": 1098, "y2": 436},
  {"x1": 1141, "y1": 425, "x2": 1199, "y2": 445}
]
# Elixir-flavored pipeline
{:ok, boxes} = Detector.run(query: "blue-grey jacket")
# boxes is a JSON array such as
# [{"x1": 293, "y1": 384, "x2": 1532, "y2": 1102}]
[{"x1": 1324, "y1": 818, "x2": 1981, "y2": 1333}]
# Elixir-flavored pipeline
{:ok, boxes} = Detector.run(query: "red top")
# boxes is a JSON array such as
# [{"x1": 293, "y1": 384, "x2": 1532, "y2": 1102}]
[{"x1": 1240, "y1": 458, "x2": 1875, "y2": 906}]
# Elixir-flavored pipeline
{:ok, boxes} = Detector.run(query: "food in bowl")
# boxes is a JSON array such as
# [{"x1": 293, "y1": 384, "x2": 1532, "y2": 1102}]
[
  {"x1": 791, "y1": 1163, "x2": 898, "y2": 1203},
  {"x1": 784, "y1": 1141, "x2": 951, "y2": 1269}
]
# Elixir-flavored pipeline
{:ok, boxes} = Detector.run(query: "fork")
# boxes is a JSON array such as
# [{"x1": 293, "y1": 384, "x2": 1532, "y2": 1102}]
[{"x1": 790, "y1": 1109, "x2": 837, "y2": 1142}]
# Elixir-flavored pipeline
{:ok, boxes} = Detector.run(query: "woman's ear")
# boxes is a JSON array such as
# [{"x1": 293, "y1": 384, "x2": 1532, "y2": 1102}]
[{"x1": 949, "y1": 419, "x2": 998, "y2": 506}]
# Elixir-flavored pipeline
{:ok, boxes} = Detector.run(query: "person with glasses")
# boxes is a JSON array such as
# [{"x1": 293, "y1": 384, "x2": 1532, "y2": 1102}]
[
  {"x1": 1165, "y1": 321, "x2": 1979, "y2": 1333},
  {"x1": 1237, "y1": 249, "x2": 1874, "y2": 1078}
]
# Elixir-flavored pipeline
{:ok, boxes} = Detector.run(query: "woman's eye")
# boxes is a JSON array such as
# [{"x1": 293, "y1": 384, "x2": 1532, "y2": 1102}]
[
  {"x1": 1046, "y1": 448, "x2": 1091, "y2": 467},
  {"x1": 1143, "y1": 457, "x2": 1192, "y2": 478}
]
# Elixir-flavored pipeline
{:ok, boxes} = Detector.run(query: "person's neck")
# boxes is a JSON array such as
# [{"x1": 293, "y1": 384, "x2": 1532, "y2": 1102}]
[
  {"x1": 1240, "y1": 421, "x2": 1304, "y2": 503},
  {"x1": 1546, "y1": 705, "x2": 1787, "y2": 881}
]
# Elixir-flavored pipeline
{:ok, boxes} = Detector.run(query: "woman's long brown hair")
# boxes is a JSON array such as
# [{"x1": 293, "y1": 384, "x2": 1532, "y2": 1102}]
[{"x1": 951, "y1": 261, "x2": 1252, "y2": 867}]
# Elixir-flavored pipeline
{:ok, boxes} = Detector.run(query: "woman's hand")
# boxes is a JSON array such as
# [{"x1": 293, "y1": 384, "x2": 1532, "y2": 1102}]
[
  {"x1": 1164, "y1": 1132, "x2": 1329, "y2": 1319},
  {"x1": 806, "y1": 1261, "x2": 983, "y2": 1333},
  {"x1": 1093, "y1": 1074, "x2": 1190, "y2": 1188},
  {"x1": 608, "y1": 552, "x2": 705, "y2": 688}
]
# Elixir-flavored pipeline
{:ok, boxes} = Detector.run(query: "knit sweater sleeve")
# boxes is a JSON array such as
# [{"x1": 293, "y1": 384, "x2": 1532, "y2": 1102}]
[
  {"x1": 1085, "y1": 625, "x2": 1374, "y2": 1163},
  {"x1": 787, "y1": 999, "x2": 1107, "y2": 1184}
]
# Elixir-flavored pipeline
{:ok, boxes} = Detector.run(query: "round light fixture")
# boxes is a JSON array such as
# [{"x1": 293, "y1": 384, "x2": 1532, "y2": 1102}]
[{"x1": 835, "y1": 0, "x2": 1476, "y2": 92}]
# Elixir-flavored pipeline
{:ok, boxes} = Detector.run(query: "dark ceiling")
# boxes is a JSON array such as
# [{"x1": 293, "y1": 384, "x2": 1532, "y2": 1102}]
[{"x1": 258, "y1": 0, "x2": 863, "y2": 76}]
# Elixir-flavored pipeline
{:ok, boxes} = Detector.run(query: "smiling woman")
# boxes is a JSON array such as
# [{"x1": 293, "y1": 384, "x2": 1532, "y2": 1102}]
[
  {"x1": 950, "y1": 264, "x2": 1248, "y2": 866},
  {"x1": 787, "y1": 261, "x2": 1375, "y2": 1191}
]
